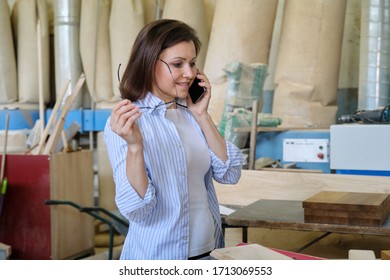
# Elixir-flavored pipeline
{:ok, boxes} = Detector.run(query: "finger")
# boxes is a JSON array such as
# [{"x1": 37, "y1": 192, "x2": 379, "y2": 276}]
[
  {"x1": 115, "y1": 106, "x2": 140, "y2": 132},
  {"x1": 111, "y1": 102, "x2": 138, "y2": 127},
  {"x1": 122, "y1": 109, "x2": 142, "y2": 132},
  {"x1": 112, "y1": 99, "x2": 130, "y2": 114},
  {"x1": 110, "y1": 99, "x2": 129, "y2": 125},
  {"x1": 118, "y1": 106, "x2": 139, "y2": 129},
  {"x1": 195, "y1": 72, "x2": 210, "y2": 89}
]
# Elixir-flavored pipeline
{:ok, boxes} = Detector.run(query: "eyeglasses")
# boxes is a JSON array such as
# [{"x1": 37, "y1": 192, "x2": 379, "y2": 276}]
[
  {"x1": 116, "y1": 58, "x2": 189, "y2": 113},
  {"x1": 137, "y1": 100, "x2": 187, "y2": 113},
  {"x1": 157, "y1": 58, "x2": 173, "y2": 74},
  {"x1": 117, "y1": 63, "x2": 122, "y2": 83},
  {"x1": 116, "y1": 59, "x2": 173, "y2": 83}
]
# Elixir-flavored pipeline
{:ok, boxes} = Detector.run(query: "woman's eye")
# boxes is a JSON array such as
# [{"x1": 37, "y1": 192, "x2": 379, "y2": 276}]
[
  {"x1": 172, "y1": 63, "x2": 183, "y2": 68},
  {"x1": 190, "y1": 62, "x2": 197, "y2": 68}
]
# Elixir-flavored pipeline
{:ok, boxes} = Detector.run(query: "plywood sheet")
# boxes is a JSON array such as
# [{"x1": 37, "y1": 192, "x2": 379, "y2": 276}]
[
  {"x1": 303, "y1": 191, "x2": 390, "y2": 212},
  {"x1": 304, "y1": 214, "x2": 383, "y2": 227},
  {"x1": 304, "y1": 208, "x2": 383, "y2": 220},
  {"x1": 50, "y1": 150, "x2": 95, "y2": 259}
]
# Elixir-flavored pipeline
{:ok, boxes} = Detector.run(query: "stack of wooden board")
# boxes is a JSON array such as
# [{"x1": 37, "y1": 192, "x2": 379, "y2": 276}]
[{"x1": 303, "y1": 191, "x2": 390, "y2": 226}]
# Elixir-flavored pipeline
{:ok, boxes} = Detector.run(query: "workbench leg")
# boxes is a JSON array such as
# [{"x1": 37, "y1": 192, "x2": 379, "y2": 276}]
[
  {"x1": 222, "y1": 225, "x2": 248, "y2": 244},
  {"x1": 242, "y1": 227, "x2": 248, "y2": 243},
  {"x1": 296, "y1": 232, "x2": 331, "y2": 253}
]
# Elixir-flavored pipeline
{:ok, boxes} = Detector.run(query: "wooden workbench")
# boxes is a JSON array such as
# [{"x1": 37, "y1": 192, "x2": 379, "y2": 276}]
[
  {"x1": 225, "y1": 199, "x2": 390, "y2": 236},
  {"x1": 215, "y1": 170, "x2": 390, "y2": 250},
  {"x1": 214, "y1": 169, "x2": 390, "y2": 207}
]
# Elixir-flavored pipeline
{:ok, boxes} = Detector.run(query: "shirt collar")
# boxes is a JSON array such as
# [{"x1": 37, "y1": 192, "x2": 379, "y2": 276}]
[{"x1": 136, "y1": 92, "x2": 162, "y2": 108}]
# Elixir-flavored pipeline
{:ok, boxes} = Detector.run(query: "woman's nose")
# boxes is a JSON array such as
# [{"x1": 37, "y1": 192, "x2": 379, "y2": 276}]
[{"x1": 183, "y1": 65, "x2": 196, "y2": 78}]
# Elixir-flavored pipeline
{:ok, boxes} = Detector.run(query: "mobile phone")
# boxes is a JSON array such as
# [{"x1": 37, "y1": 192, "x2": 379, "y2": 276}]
[{"x1": 189, "y1": 78, "x2": 206, "y2": 104}]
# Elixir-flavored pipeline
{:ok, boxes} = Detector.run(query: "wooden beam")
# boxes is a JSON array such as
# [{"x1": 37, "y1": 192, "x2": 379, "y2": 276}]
[
  {"x1": 43, "y1": 73, "x2": 85, "y2": 155},
  {"x1": 35, "y1": 79, "x2": 70, "y2": 154}
]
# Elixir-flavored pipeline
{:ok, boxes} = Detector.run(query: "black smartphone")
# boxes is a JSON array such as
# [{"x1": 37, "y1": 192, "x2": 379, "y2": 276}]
[{"x1": 189, "y1": 77, "x2": 206, "y2": 104}]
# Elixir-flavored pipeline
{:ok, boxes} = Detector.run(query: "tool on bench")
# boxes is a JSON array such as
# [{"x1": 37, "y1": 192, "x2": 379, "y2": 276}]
[{"x1": 338, "y1": 104, "x2": 390, "y2": 124}]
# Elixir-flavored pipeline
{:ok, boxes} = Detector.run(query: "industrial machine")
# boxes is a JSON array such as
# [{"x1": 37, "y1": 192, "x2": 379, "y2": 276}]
[{"x1": 330, "y1": 123, "x2": 390, "y2": 176}]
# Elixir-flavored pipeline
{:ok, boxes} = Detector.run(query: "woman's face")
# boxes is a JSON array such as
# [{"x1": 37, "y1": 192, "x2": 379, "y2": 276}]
[{"x1": 152, "y1": 41, "x2": 198, "y2": 103}]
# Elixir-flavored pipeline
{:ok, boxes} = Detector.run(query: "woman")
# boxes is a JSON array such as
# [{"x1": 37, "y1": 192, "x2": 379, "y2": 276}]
[{"x1": 104, "y1": 19, "x2": 244, "y2": 260}]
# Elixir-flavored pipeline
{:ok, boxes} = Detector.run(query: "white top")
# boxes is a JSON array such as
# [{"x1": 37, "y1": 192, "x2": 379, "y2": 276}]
[{"x1": 166, "y1": 108, "x2": 215, "y2": 257}]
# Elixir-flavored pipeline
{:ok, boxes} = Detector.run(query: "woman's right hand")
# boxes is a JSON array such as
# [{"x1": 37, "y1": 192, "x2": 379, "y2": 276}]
[{"x1": 110, "y1": 99, "x2": 143, "y2": 149}]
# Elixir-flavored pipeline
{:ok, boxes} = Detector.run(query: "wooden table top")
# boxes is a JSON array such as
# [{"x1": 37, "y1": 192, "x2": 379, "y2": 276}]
[{"x1": 224, "y1": 199, "x2": 390, "y2": 236}]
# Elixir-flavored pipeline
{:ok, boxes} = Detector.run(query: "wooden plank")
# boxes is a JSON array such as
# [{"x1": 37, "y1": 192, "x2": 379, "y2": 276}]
[
  {"x1": 304, "y1": 215, "x2": 383, "y2": 227},
  {"x1": 49, "y1": 150, "x2": 95, "y2": 259},
  {"x1": 381, "y1": 250, "x2": 390, "y2": 260},
  {"x1": 257, "y1": 167, "x2": 323, "y2": 173},
  {"x1": 37, "y1": 20, "x2": 45, "y2": 137},
  {"x1": 35, "y1": 79, "x2": 70, "y2": 154},
  {"x1": 43, "y1": 73, "x2": 85, "y2": 155},
  {"x1": 211, "y1": 243, "x2": 292, "y2": 260},
  {"x1": 304, "y1": 208, "x2": 383, "y2": 219},
  {"x1": 302, "y1": 191, "x2": 390, "y2": 226},
  {"x1": 55, "y1": 121, "x2": 80, "y2": 153},
  {"x1": 302, "y1": 191, "x2": 390, "y2": 212},
  {"x1": 248, "y1": 99, "x2": 258, "y2": 170},
  {"x1": 234, "y1": 126, "x2": 329, "y2": 133},
  {"x1": 0, "y1": 242, "x2": 11, "y2": 259},
  {"x1": 348, "y1": 249, "x2": 376, "y2": 260},
  {"x1": 0, "y1": 113, "x2": 10, "y2": 182}
]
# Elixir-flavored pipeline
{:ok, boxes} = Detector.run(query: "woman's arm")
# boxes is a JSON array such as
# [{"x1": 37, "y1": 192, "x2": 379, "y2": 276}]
[
  {"x1": 188, "y1": 71, "x2": 228, "y2": 162},
  {"x1": 109, "y1": 99, "x2": 148, "y2": 198}
]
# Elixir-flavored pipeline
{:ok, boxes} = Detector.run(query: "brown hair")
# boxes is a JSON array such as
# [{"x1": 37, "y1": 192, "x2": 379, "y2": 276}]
[{"x1": 119, "y1": 19, "x2": 201, "y2": 101}]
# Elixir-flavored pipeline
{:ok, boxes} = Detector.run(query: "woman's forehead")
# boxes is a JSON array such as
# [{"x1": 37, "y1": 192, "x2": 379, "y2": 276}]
[{"x1": 159, "y1": 41, "x2": 197, "y2": 60}]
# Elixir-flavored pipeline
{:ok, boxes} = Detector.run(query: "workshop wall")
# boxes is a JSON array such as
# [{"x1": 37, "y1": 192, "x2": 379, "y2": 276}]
[{"x1": 2, "y1": 0, "x2": 362, "y2": 127}]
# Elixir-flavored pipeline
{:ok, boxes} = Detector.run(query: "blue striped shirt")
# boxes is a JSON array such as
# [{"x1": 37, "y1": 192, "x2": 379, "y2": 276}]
[{"x1": 104, "y1": 93, "x2": 244, "y2": 259}]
